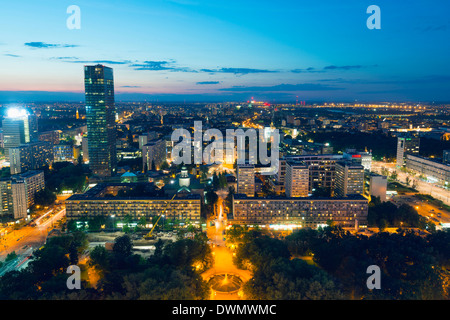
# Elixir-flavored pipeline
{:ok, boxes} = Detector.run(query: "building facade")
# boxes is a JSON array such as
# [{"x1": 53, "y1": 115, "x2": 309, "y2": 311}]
[
  {"x1": 343, "y1": 150, "x2": 372, "y2": 171},
  {"x1": 334, "y1": 161, "x2": 365, "y2": 197},
  {"x1": 396, "y1": 136, "x2": 420, "y2": 167},
  {"x1": 38, "y1": 130, "x2": 61, "y2": 146},
  {"x1": 364, "y1": 172, "x2": 387, "y2": 202},
  {"x1": 2, "y1": 110, "x2": 39, "y2": 160},
  {"x1": 9, "y1": 141, "x2": 53, "y2": 174},
  {"x1": 285, "y1": 161, "x2": 309, "y2": 197},
  {"x1": 0, "y1": 171, "x2": 45, "y2": 219},
  {"x1": 0, "y1": 179, "x2": 13, "y2": 218},
  {"x1": 143, "y1": 139, "x2": 166, "y2": 171},
  {"x1": 85, "y1": 65, "x2": 117, "y2": 177},
  {"x1": 406, "y1": 154, "x2": 450, "y2": 185},
  {"x1": 237, "y1": 164, "x2": 255, "y2": 197},
  {"x1": 53, "y1": 144, "x2": 74, "y2": 162},
  {"x1": 276, "y1": 155, "x2": 343, "y2": 193},
  {"x1": 232, "y1": 194, "x2": 368, "y2": 229},
  {"x1": 65, "y1": 183, "x2": 201, "y2": 224}
]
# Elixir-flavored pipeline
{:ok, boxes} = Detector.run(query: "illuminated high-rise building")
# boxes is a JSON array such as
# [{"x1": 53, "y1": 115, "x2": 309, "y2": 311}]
[
  {"x1": 84, "y1": 65, "x2": 117, "y2": 177},
  {"x1": 237, "y1": 164, "x2": 255, "y2": 197},
  {"x1": 334, "y1": 161, "x2": 364, "y2": 197},
  {"x1": 2, "y1": 108, "x2": 38, "y2": 160},
  {"x1": 285, "y1": 161, "x2": 309, "y2": 197},
  {"x1": 396, "y1": 136, "x2": 420, "y2": 167}
]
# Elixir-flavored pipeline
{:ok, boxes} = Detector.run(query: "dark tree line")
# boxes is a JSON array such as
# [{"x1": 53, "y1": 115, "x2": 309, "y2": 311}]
[
  {"x1": 229, "y1": 225, "x2": 450, "y2": 300},
  {"x1": 368, "y1": 196, "x2": 435, "y2": 231},
  {"x1": 0, "y1": 232, "x2": 89, "y2": 299},
  {"x1": 0, "y1": 232, "x2": 213, "y2": 300}
]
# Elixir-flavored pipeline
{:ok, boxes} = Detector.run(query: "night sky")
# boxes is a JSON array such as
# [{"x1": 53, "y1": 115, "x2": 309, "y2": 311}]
[{"x1": 1, "y1": 0, "x2": 449, "y2": 102}]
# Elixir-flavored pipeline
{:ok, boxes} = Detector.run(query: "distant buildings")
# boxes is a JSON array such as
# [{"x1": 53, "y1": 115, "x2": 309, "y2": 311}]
[
  {"x1": 9, "y1": 141, "x2": 53, "y2": 175},
  {"x1": 232, "y1": 194, "x2": 368, "y2": 229},
  {"x1": 142, "y1": 139, "x2": 166, "y2": 171},
  {"x1": 53, "y1": 144, "x2": 74, "y2": 162},
  {"x1": 334, "y1": 161, "x2": 365, "y2": 197},
  {"x1": 139, "y1": 131, "x2": 159, "y2": 150},
  {"x1": 443, "y1": 150, "x2": 450, "y2": 165},
  {"x1": 343, "y1": 149, "x2": 372, "y2": 171},
  {"x1": 237, "y1": 164, "x2": 255, "y2": 197},
  {"x1": 164, "y1": 166, "x2": 204, "y2": 197},
  {"x1": 84, "y1": 65, "x2": 117, "y2": 177},
  {"x1": 38, "y1": 130, "x2": 61, "y2": 145},
  {"x1": 396, "y1": 136, "x2": 420, "y2": 167}
]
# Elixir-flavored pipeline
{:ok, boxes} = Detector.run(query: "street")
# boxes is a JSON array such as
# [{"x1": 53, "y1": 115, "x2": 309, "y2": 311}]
[
  {"x1": 0, "y1": 208, "x2": 66, "y2": 260},
  {"x1": 202, "y1": 190, "x2": 251, "y2": 300}
]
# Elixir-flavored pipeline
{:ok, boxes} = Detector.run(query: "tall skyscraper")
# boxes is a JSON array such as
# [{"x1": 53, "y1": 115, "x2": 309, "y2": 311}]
[
  {"x1": 396, "y1": 136, "x2": 420, "y2": 167},
  {"x1": 2, "y1": 108, "x2": 38, "y2": 160},
  {"x1": 84, "y1": 65, "x2": 117, "y2": 177}
]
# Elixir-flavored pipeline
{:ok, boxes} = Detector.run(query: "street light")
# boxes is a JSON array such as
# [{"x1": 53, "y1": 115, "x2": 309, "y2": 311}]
[{"x1": 110, "y1": 215, "x2": 115, "y2": 232}]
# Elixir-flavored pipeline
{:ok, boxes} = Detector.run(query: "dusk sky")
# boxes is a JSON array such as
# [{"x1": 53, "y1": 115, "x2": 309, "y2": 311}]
[{"x1": 1, "y1": 0, "x2": 449, "y2": 102}]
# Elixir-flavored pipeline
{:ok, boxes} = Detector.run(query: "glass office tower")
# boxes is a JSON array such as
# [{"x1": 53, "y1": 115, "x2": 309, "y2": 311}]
[
  {"x1": 84, "y1": 65, "x2": 117, "y2": 177},
  {"x1": 2, "y1": 109, "x2": 37, "y2": 161}
]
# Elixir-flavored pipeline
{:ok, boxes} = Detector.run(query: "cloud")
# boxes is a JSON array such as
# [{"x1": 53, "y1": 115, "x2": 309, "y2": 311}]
[
  {"x1": 219, "y1": 83, "x2": 342, "y2": 92},
  {"x1": 201, "y1": 68, "x2": 277, "y2": 75},
  {"x1": 25, "y1": 42, "x2": 79, "y2": 49},
  {"x1": 120, "y1": 85, "x2": 142, "y2": 88},
  {"x1": 323, "y1": 65, "x2": 363, "y2": 70},
  {"x1": 317, "y1": 78, "x2": 346, "y2": 82},
  {"x1": 52, "y1": 57, "x2": 131, "y2": 65},
  {"x1": 52, "y1": 56, "x2": 79, "y2": 60},
  {"x1": 291, "y1": 67, "x2": 320, "y2": 73},
  {"x1": 78, "y1": 60, "x2": 130, "y2": 65},
  {"x1": 4, "y1": 54, "x2": 21, "y2": 58},
  {"x1": 196, "y1": 81, "x2": 220, "y2": 85},
  {"x1": 131, "y1": 61, "x2": 174, "y2": 71}
]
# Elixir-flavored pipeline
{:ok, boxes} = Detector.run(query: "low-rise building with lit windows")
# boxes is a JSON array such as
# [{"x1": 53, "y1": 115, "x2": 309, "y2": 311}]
[
  {"x1": 231, "y1": 193, "x2": 368, "y2": 229},
  {"x1": 65, "y1": 183, "x2": 201, "y2": 224}
]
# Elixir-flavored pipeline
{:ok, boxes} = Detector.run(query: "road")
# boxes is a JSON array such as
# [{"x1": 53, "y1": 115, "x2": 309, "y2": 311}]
[
  {"x1": 0, "y1": 247, "x2": 34, "y2": 276},
  {"x1": 391, "y1": 192, "x2": 450, "y2": 225},
  {"x1": 0, "y1": 208, "x2": 66, "y2": 260},
  {"x1": 372, "y1": 161, "x2": 450, "y2": 205},
  {"x1": 202, "y1": 191, "x2": 251, "y2": 300}
]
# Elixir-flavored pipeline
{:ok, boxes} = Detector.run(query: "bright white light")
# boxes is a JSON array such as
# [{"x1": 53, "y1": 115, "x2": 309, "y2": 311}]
[{"x1": 7, "y1": 107, "x2": 28, "y2": 119}]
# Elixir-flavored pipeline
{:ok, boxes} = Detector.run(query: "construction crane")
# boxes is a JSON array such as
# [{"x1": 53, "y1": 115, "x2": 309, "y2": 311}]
[{"x1": 145, "y1": 194, "x2": 176, "y2": 239}]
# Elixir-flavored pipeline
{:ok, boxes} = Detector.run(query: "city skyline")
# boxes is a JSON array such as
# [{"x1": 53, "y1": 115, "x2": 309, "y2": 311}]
[
  {"x1": 0, "y1": 1, "x2": 449, "y2": 305},
  {"x1": 0, "y1": 0, "x2": 450, "y2": 102}
]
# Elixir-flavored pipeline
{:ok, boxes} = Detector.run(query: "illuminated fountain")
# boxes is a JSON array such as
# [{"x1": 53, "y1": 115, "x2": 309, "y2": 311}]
[{"x1": 208, "y1": 273, "x2": 243, "y2": 294}]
